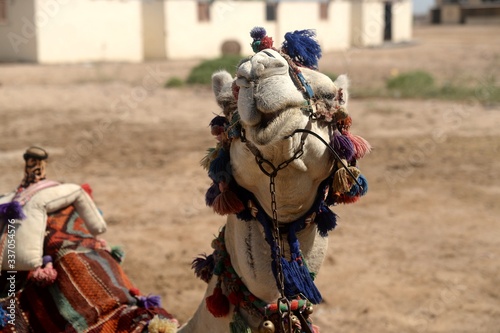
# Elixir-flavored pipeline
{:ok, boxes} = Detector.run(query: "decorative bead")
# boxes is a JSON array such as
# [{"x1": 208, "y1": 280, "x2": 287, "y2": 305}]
[
  {"x1": 258, "y1": 320, "x2": 275, "y2": 333},
  {"x1": 304, "y1": 305, "x2": 314, "y2": 318}
]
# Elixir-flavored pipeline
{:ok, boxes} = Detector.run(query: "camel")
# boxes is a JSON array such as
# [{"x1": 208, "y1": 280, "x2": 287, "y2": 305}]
[{"x1": 178, "y1": 28, "x2": 369, "y2": 333}]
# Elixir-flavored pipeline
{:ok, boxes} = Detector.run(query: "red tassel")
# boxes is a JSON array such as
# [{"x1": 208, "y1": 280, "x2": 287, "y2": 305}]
[
  {"x1": 227, "y1": 291, "x2": 241, "y2": 306},
  {"x1": 343, "y1": 131, "x2": 371, "y2": 159},
  {"x1": 81, "y1": 183, "x2": 93, "y2": 198},
  {"x1": 212, "y1": 190, "x2": 244, "y2": 215},
  {"x1": 337, "y1": 194, "x2": 360, "y2": 204},
  {"x1": 206, "y1": 286, "x2": 230, "y2": 317},
  {"x1": 129, "y1": 287, "x2": 141, "y2": 297}
]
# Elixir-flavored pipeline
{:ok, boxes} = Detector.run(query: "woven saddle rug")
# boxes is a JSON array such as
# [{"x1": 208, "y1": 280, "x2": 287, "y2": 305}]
[{"x1": 0, "y1": 205, "x2": 173, "y2": 333}]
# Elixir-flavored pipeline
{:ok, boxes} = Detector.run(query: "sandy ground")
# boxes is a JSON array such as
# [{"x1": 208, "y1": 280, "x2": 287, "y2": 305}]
[{"x1": 1, "y1": 25, "x2": 500, "y2": 332}]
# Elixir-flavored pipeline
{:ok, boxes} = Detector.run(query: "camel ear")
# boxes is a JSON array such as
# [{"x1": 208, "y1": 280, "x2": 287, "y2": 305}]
[
  {"x1": 334, "y1": 74, "x2": 349, "y2": 106},
  {"x1": 212, "y1": 70, "x2": 237, "y2": 116},
  {"x1": 212, "y1": 70, "x2": 233, "y2": 99}
]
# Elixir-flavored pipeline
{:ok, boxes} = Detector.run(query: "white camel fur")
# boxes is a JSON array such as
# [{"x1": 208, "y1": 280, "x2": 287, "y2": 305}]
[{"x1": 178, "y1": 48, "x2": 351, "y2": 333}]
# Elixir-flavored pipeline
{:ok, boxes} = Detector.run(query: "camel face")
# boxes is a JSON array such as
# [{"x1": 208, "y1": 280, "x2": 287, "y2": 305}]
[{"x1": 211, "y1": 50, "x2": 350, "y2": 221}]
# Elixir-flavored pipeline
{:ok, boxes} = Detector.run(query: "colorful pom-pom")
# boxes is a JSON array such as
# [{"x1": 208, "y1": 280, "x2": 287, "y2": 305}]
[
  {"x1": 31, "y1": 257, "x2": 58, "y2": 286},
  {"x1": 250, "y1": 26, "x2": 267, "y2": 40},
  {"x1": 0, "y1": 201, "x2": 25, "y2": 221},
  {"x1": 212, "y1": 189, "x2": 245, "y2": 215},
  {"x1": 192, "y1": 253, "x2": 215, "y2": 283},
  {"x1": 315, "y1": 204, "x2": 337, "y2": 237},
  {"x1": 81, "y1": 183, "x2": 93, "y2": 197},
  {"x1": 343, "y1": 131, "x2": 371, "y2": 159},
  {"x1": 205, "y1": 183, "x2": 221, "y2": 207},
  {"x1": 282, "y1": 29, "x2": 322, "y2": 69},
  {"x1": 129, "y1": 287, "x2": 141, "y2": 297},
  {"x1": 206, "y1": 286, "x2": 230, "y2": 317},
  {"x1": 331, "y1": 130, "x2": 355, "y2": 161},
  {"x1": 110, "y1": 246, "x2": 125, "y2": 263},
  {"x1": 138, "y1": 294, "x2": 162, "y2": 309},
  {"x1": 147, "y1": 315, "x2": 178, "y2": 333}
]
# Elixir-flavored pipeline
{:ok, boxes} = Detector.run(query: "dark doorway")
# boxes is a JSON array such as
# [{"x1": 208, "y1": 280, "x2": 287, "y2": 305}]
[{"x1": 384, "y1": 2, "x2": 393, "y2": 41}]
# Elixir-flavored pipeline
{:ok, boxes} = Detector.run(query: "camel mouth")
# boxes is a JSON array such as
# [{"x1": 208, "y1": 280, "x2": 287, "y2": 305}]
[{"x1": 244, "y1": 107, "x2": 306, "y2": 146}]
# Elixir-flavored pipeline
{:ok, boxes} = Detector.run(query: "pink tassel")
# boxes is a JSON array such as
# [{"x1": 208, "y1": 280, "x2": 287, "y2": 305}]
[
  {"x1": 343, "y1": 131, "x2": 371, "y2": 159},
  {"x1": 32, "y1": 262, "x2": 57, "y2": 286},
  {"x1": 212, "y1": 189, "x2": 244, "y2": 215},
  {"x1": 312, "y1": 324, "x2": 320, "y2": 333}
]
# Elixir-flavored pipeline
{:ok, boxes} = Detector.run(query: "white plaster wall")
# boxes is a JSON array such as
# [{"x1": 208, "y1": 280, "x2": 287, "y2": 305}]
[
  {"x1": 317, "y1": 0, "x2": 352, "y2": 51},
  {"x1": 35, "y1": 0, "x2": 143, "y2": 63},
  {"x1": 0, "y1": 0, "x2": 38, "y2": 62},
  {"x1": 351, "y1": 0, "x2": 385, "y2": 47},
  {"x1": 164, "y1": 0, "x2": 350, "y2": 60},
  {"x1": 143, "y1": 0, "x2": 166, "y2": 60},
  {"x1": 392, "y1": 0, "x2": 413, "y2": 43},
  {"x1": 164, "y1": 1, "x2": 272, "y2": 59}
]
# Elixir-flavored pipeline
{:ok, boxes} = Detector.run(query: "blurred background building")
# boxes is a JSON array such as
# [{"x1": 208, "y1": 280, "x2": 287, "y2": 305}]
[
  {"x1": 0, "y1": 0, "x2": 412, "y2": 63},
  {"x1": 431, "y1": 0, "x2": 500, "y2": 24}
]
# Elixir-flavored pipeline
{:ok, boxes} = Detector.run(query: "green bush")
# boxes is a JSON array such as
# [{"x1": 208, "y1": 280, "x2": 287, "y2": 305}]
[
  {"x1": 186, "y1": 55, "x2": 243, "y2": 85},
  {"x1": 386, "y1": 70, "x2": 435, "y2": 98},
  {"x1": 164, "y1": 77, "x2": 184, "y2": 88}
]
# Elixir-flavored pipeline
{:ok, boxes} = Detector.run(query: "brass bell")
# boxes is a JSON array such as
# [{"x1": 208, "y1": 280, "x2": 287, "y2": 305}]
[
  {"x1": 304, "y1": 305, "x2": 314, "y2": 318},
  {"x1": 258, "y1": 320, "x2": 275, "y2": 333},
  {"x1": 291, "y1": 315, "x2": 300, "y2": 326}
]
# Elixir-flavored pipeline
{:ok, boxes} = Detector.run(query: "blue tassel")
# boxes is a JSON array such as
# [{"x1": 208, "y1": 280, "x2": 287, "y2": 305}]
[
  {"x1": 205, "y1": 183, "x2": 220, "y2": 207},
  {"x1": 331, "y1": 130, "x2": 355, "y2": 161},
  {"x1": 281, "y1": 257, "x2": 322, "y2": 304},
  {"x1": 315, "y1": 203, "x2": 337, "y2": 237},
  {"x1": 0, "y1": 201, "x2": 25, "y2": 221},
  {"x1": 208, "y1": 148, "x2": 231, "y2": 183},
  {"x1": 282, "y1": 29, "x2": 322, "y2": 69},
  {"x1": 0, "y1": 306, "x2": 8, "y2": 328},
  {"x1": 348, "y1": 174, "x2": 368, "y2": 197},
  {"x1": 280, "y1": 222, "x2": 323, "y2": 304}
]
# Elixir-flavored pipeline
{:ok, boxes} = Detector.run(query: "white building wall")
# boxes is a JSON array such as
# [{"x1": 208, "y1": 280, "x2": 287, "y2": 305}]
[
  {"x1": 163, "y1": 0, "x2": 351, "y2": 60},
  {"x1": 392, "y1": 0, "x2": 412, "y2": 43},
  {"x1": 143, "y1": 0, "x2": 166, "y2": 59},
  {"x1": 0, "y1": 0, "x2": 38, "y2": 62},
  {"x1": 351, "y1": 0, "x2": 385, "y2": 47},
  {"x1": 35, "y1": 0, "x2": 143, "y2": 63},
  {"x1": 164, "y1": 1, "x2": 272, "y2": 59}
]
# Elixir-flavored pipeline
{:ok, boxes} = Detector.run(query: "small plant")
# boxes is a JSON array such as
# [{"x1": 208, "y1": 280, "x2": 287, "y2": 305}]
[
  {"x1": 164, "y1": 77, "x2": 184, "y2": 88},
  {"x1": 386, "y1": 70, "x2": 435, "y2": 98},
  {"x1": 187, "y1": 55, "x2": 243, "y2": 85}
]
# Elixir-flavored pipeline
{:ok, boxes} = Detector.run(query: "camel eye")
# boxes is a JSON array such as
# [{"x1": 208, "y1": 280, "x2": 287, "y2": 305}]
[{"x1": 322, "y1": 93, "x2": 335, "y2": 100}]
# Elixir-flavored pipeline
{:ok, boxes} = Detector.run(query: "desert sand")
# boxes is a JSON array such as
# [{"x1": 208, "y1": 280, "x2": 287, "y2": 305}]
[{"x1": 0, "y1": 25, "x2": 499, "y2": 332}]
